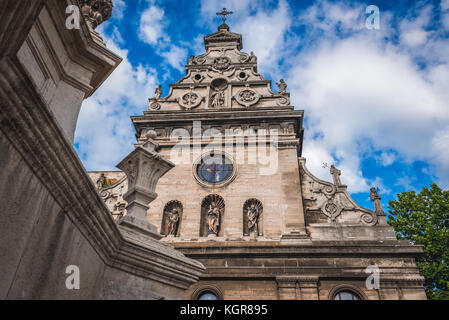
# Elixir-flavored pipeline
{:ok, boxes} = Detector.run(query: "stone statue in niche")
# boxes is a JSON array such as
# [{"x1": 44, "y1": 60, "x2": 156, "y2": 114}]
[
  {"x1": 154, "y1": 85, "x2": 162, "y2": 99},
  {"x1": 243, "y1": 199, "x2": 263, "y2": 236},
  {"x1": 167, "y1": 208, "x2": 180, "y2": 236},
  {"x1": 276, "y1": 79, "x2": 287, "y2": 95},
  {"x1": 210, "y1": 89, "x2": 226, "y2": 108},
  {"x1": 207, "y1": 202, "x2": 221, "y2": 235},
  {"x1": 246, "y1": 204, "x2": 260, "y2": 234},
  {"x1": 370, "y1": 187, "x2": 385, "y2": 215},
  {"x1": 330, "y1": 164, "x2": 342, "y2": 186}
]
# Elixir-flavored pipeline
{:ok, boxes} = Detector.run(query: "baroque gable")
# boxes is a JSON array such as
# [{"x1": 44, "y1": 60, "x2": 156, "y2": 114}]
[{"x1": 147, "y1": 25, "x2": 290, "y2": 112}]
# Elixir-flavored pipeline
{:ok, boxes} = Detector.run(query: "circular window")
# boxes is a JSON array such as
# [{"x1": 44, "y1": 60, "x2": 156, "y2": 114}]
[
  {"x1": 334, "y1": 291, "x2": 360, "y2": 300},
  {"x1": 198, "y1": 291, "x2": 218, "y2": 300},
  {"x1": 194, "y1": 74, "x2": 202, "y2": 81},
  {"x1": 238, "y1": 72, "x2": 247, "y2": 80},
  {"x1": 193, "y1": 152, "x2": 237, "y2": 188}
]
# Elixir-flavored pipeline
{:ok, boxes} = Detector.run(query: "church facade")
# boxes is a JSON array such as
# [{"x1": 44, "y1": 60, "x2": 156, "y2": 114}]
[{"x1": 90, "y1": 24, "x2": 426, "y2": 300}]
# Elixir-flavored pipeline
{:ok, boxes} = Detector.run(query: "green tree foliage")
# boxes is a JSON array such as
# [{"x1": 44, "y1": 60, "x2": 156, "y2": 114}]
[{"x1": 388, "y1": 184, "x2": 449, "y2": 300}]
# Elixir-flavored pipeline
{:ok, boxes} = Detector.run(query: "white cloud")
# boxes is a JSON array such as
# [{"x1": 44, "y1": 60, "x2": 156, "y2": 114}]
[
  {"x1": 75, "y1": 36, "x2": 158, "y2": 170},
  {"x1": 111, "y1": 0, "x2": 126, "y2": 20},
  {"x1": 286, "y1": 2, "x2": 449, "y2": 191},
  {"x1": 442, "y1": 0, "x2": 449, "y2": 10},
  {"x1": 138, "y1": 3, "x2": 166, "y2": 45},
  {"x1": 376, "y1": 152, "x2": 396, "y2": 167},
  {"x1": 160, "y1": 45, "x2": 188, "y2": 72}
]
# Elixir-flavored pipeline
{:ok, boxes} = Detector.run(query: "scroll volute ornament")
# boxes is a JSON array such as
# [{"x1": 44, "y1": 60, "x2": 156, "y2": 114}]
[{"x1": 80, "y1": 0, "x2": 114, "y2": 30}]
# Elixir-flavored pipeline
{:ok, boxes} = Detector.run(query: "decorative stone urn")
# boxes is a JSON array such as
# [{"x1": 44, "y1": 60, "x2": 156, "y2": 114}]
[{"x1": 116, "y1": 138, "x2": 174, "y2": 239}]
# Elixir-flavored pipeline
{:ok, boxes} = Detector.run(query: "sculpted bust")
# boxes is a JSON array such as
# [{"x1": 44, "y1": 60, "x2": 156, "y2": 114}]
[{"x1": 80, "y1": 0, "x2": 113, "y2": 30}]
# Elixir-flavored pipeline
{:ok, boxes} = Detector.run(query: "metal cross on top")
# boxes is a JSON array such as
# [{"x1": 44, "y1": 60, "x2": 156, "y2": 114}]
[{"x1": 216, "y1": 7, "x2": 233, "y2": 24}]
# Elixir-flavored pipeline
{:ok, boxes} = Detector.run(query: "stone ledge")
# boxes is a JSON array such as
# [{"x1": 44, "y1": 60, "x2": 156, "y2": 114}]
[{"x1": 0, "y1": 51, "x2": 204, "y2": 291}]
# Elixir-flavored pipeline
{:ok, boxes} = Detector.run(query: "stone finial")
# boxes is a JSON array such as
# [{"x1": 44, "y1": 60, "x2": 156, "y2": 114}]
[
  {"x1": 154, "y1": 85, "x2": 162, "y2": 100},
  {"x1": 276, "y1": 79, "x2": 287, "y2": 95},
  {"x1": 370, "y1": 187, "x2": 386, "y2": 216},
  {"x1": 80, "y1": 0, "x2": 114, "y2": 30},
  {"x1": 116, "y1": 144, "x2": 174, "y2": 239},
  {"x1": 330, "y1": 164, "x2": 342, "y2": 186}
]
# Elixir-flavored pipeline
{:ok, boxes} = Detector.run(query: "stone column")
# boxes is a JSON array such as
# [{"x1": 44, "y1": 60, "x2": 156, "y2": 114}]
[
  {"x1": 297, "y1": 276, "x2": 320, "y2": 300},
  {"x1": 276, "y1": 276, "x2": 298, "y2": 300},
  {"x1": 117, "y1": 138, "x2": 174, "y2": 239}
]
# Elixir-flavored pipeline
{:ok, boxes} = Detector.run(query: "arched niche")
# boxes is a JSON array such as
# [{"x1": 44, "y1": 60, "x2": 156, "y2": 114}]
[
  {"x1": 161, "y1": 200, "x2": 183, "y2": 237},
  {"x1": 200, "y1": 194, "x2": 225, "y2": 237},
  {"x1": 243, "y1": 198, "x2": 263, "y2": 236}
]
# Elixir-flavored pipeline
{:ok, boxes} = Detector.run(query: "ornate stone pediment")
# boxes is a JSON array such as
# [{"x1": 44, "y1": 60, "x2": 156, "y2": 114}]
[{"x1": 299, "y1": 158, "x2": 380, "y2": 225}]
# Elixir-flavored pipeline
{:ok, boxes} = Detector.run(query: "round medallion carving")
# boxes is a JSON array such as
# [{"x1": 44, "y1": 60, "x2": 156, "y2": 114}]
[
  {"x1": 213, "y1": 57, "x2": 230, "y2": 71},
  {"x1": 235, "y1": 88, "x2": 260, "y2": 107},
  {"x1": 178, "y1": 91, "x2": 202, "y2": 109}
]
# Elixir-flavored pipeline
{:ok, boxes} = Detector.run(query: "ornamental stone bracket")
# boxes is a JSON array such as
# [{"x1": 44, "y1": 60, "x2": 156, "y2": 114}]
[{"x1": 116, "y1": 137, "x2": 175, "y2": 240}]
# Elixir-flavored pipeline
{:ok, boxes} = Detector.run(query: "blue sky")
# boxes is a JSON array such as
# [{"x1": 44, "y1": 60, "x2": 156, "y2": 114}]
[{"x1": 74, "y1": 0, "x2": 449, "y2": 211}]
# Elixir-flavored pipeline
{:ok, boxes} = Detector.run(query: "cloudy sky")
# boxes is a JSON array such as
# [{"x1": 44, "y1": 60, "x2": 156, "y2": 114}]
[{"x1": 74, "y1": 0, "x2": 449, "y2": 210}]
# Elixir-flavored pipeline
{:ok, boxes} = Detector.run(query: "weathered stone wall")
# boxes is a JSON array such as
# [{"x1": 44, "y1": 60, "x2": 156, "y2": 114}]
[
  {"x1": 0, "y1": 0, "x2": 203, "y2": 300},
  {"x1": 145, "y1": 145, "x2": 304, "y2": 239},
  {"x1": 177, "y1": 241, "x2": 427, "y2": 300}
]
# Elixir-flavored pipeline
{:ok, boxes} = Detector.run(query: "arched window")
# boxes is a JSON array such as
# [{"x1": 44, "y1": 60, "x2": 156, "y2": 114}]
[
  {"x1": 200, "y1": 194, "x2": 225, "y2": 237},
  {"x1": 198, "y1": 291, "x2": 218, "y2": 300},
  {"x1": 191, "y1": 286, "x2": 223, "y2": 300},
  {"x1": 333, "y1": 290, "x2": 361, "y2": 300}
]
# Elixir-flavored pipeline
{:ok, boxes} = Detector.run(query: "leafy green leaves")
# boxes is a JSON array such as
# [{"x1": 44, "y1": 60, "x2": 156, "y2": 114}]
[{"x1": 388, "y1": 184, "x2": 449, "y2": 300}]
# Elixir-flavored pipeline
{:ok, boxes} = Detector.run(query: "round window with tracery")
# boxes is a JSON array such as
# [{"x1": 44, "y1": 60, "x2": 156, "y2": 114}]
[
  {"x1": 334, "y1": 290, "x2": 360, "y2": 300},
  {"x1": 196, "y1": 154, "x2": 234, "y2": 185}
]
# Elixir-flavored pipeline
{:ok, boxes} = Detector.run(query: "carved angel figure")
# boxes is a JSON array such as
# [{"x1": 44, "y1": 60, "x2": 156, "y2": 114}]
[
  {"x1": 276, "y1": 79, "x2": 287, "y2": 94},
  {"x1": 187, "y1": 55, "x2": 195, "y2": 65},
  {"x1": 246, "y1": 204, "x2": 259, "y2": 234},
  {"x1": 207, "y1": 202, "x2": 221, "y2": 235},
  {"x1": 250, "y1": 51, "x2": 257, "y2": 63},
  {"x1": 167, "y1": 208, "x2": 180, "y2": 236},
  {"x1": 370, "y1": 187, "x2": 385, "y2": 214},
  {"x1": 154, "y1": 85, "x2": 162, "y2": 100}
]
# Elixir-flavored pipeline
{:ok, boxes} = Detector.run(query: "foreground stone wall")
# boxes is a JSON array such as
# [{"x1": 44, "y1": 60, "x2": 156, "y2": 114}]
[{"x1": 0, "y1": 0, "x2": 203, "y2": 299}]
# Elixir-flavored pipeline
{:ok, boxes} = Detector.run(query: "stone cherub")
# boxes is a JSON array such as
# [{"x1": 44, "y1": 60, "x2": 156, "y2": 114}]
[
  {"x1": 187, "y1": 55, "x2": 195, "y2": 65},
  {"x1": 154, "y1": 85, "x2": 162, "y2": 100},
  {"x1": 207, "y1": 202, "x2": 221, "y2": 235},
  {"x1": 250, "y1": 51, "x2": 257, "y2": 63},
  {"x1": 276, "y1": 79, "x2": 287, "y2": 95},
  {"x1": 246, "y1": 203, "x2": 260, "y2": 235},
  {"x1": 167, "y1": 208, "x2": 180, "y2": 236}
]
